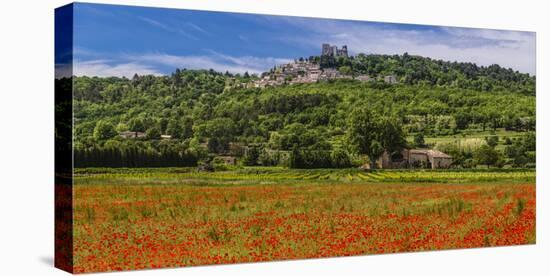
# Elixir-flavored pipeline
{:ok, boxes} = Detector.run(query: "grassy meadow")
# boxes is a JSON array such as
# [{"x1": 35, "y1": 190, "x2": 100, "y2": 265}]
[{"x1": 72, "y1": 168, "x2": 536, "y2": 273}]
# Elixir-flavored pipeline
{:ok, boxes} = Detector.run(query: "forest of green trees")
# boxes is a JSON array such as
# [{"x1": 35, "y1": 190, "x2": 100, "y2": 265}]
[{"x1": 69, "y1": 53, "x2": 536, "y2": 169}]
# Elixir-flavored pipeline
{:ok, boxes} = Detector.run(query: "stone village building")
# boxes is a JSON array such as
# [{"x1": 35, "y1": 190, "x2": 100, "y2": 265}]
[
  {"x1": 119, "y1": 131, "x2": 146, "y2": 139},
  {"x1": 252, "y1": 44, "x2": 397, "y2": 88},
  {"x1": 374, "y1": 149, "x2": 453, "y2": 169}
]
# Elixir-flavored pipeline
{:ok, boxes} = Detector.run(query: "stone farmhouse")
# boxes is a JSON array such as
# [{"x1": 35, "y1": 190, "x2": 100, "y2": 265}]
[
  {"x1": 119, "y1": 131, "x2": 146, "y2": 139},
  {"x1": 215, "y1": 156, "x2": 237, "y2": 166},
  {"x1": 253, "y1": 44, "x2": 397, "y2": 88},
  {"x1": 374, "y1": 149, "x2": 453, "y2": 169}
]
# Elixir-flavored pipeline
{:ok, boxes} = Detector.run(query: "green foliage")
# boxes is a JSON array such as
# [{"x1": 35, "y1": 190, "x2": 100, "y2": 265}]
[
  {"x1": 413, "y1": 133, "x2": 425, "y2": 148},
  {"x1": 128, "y1": 118, "x2": 145, "y2": 132},
  {"x1": 330, "y1": 148, "x2": 352, "y2": 168},
  {"x1": 504, "y1": 132, "x2": 536, "y2": 167},
  {"x1": 74, "y1": 141, "x2": 198, "y2": 168},
  {"x1": 93, "y1": 120, "x2": 117, "y2": 140},
  {"x1": 485, "y1": 136, "x2": 499, "y2": 148},
  {"x1": 516, "y1": 198, "x2": 526, "y2": 216},
  {"x1": 347, "y1": 107, "x2": 406, "y2": 167},
  {"x1": 243, "y1": 146, "x2": 260, "y2": 166},
  {"x1": 338, "y1": 65, "x2": 352, "y2": 76},
  {"x1": 145, "y1": 126, "x2": 161, "y2": 140},
  {"x1": 474, "y1": 145, "x2": 501, "y2": 168},
  {"x1": 72, "y1": 63, "x2": 535, "y2": 168},
  {"x1": 289, "y1": 146, "x2": 352, "y2": 169},
  {"x1": 317, "y1": 52, "x2": 535, "y2": 95}
]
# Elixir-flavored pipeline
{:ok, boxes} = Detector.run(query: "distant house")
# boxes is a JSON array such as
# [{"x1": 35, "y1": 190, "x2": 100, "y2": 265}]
[
  {"x1": 355, "y1": 75, "x2": 372, "y2": 82},
  {"x1": 374, "y1": 149, "x2": 452, "y2": 169},
  {"x1": 384, "y1": 75, "x2": 398, "y2": 84},
  {"x1": 216, "y1": 156, "x2": 237, "y2": 166},
  {"x1": 119, "y1": 131, "x2": 146, "y2": 139}
]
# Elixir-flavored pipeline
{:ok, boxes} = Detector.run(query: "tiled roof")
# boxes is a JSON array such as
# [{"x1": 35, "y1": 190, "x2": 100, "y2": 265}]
[
  {"x1": 409, "y1": 149, "x2": 452, "y2": 158},
  {"x1": 427, "y1": 150, "x2": 452, "y2": 158}
]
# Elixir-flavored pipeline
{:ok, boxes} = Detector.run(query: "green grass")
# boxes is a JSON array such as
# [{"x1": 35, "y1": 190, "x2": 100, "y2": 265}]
[
  {"x1": 407, "y1": 128, "x2": 528, "y2": 145},
  {"x1": 74, "y1": 167, "x2": 535, "y2": 185}
]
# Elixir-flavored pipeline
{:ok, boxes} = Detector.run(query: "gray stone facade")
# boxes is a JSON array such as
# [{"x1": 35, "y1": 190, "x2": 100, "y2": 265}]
[
  {"x1": 375, "y1": 149, "x2": 453, "y2": 169},
  {"x1": 322, "y1": 43, "x2": 348, "y2": 57}
]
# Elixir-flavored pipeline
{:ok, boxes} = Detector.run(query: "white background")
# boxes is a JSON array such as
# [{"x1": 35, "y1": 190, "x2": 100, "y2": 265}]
[{"x1": 0, "y1": 0, "x2": 548, "y2": 275}]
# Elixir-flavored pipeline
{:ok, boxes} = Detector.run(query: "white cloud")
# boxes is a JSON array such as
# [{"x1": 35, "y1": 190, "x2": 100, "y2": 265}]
[
  {"x1": 74, "y1": 59, "x2": 163, "y2": 78},
  {"x1": 206, "y1": 51, "x2": 292, "y2": 72},
  {"x1": 133, "y1": 54, "x2": 249, "y2": 74},
  {"x1": 124, "y1": 52, "x2": 292, "y2": 75},
  {"x1": 186, "y1": 22, "x2": 211, "y2": 36},
  {"x1": 276, "y1": 19, "x2": 536, "y2": 74},
  {"x1": 73, "y1": 53, "x2": 293, "y2": 77}
]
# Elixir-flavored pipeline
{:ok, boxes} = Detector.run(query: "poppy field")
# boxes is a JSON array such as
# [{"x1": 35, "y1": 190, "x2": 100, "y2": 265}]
[{"x1": 72, "y1": 168, "x2": 535, "y2": 273}]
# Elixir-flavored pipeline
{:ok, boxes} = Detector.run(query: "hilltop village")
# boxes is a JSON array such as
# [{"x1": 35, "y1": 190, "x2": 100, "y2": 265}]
[{"x1": 252, "y1": 44, "x2": 398, "y2": 88}]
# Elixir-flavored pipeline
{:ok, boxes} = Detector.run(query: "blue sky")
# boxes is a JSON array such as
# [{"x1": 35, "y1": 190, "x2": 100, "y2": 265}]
[{"x1": 68, "y1": 2, "x2": 536, "y2": 77}]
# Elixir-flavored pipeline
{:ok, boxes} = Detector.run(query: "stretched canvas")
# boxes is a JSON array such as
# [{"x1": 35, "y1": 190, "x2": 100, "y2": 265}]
[{"x1": 55, "y1": 2, "x2": 536, "y2": 273}]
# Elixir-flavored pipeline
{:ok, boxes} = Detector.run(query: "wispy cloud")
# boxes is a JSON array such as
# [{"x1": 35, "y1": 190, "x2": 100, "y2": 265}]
[
  {"x1": 137, "y1": 16, "x2": 198, "y2": 40},
  {"x1": 74, "y1": 59, "x2": 163, "y2": 78},
  {"x1": 239, "y1": 34, "x2": 249, "y2": 42},
  {"x1": 186, "y1": 22, "x2": 211, "y2": 36},
  {"x1": 273, "y1": 18, "x2": 536, "y2": 74},
  {"x1": 129, "y1": 52, "x2": 292, "y2": 74},
  {"x1": 73, "y1": 51, "x2": 293, "y2": 77},
  {"x1": 206, "y1": 51, "x2": 292, "y2": 72}
]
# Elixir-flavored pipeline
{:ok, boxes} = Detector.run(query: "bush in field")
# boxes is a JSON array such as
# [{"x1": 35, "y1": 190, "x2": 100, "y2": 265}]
[
  {"x1": 212, "y1": 157, "x2": 230, "y2": 171},
  {"x1": 504, "y1": 133, "x2": 536, "y2": 167},
  {"x1": 291, "y1": 149, "x2": 332, "y2": 168},
  {"x1": 413, "y1": 132, "x2": 426, "y2": 148},
  {"x1": 504, "y1": 136, "x2": 513, "y2": 145},
  {"x1": 93, "y1": 120, "x2": 117, "y2": 141},
  {"x1": 523, "y1": 132, "x2": 536, "y2": 151},
  {"x1": 485, "y1": 136, "x2": 499, "y2": 148},
  {"x1": 243, "y1": 146, "x2": 260, "y2": 166},
  {"x1": 435, "y1": 138, "x2": 489, "y2": 167},
  {"x1": 258, "y1": 149, "x2": 286, "y2": 166},
  {"x1": 474, "y1": 145, "x2": 502, "y2": 168},
  {"x1": 145, "y1": 126, "x2": 161, "y2": 140},
  {"x1": 330, "y1": 148, "x2": 352, "y2": 168},
  {"x1": 462, "y1": 158, "x2": 476, "y2": 168},
  {"x1": 289, "y1": 147, "x2": 353, "y2": 169}
]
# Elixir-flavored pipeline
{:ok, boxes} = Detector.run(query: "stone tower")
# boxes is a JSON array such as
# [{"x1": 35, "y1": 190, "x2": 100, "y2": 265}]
[
  {"x1": 339, "y1": 45, "x2": 348, "y2": 57},
  {"x1": 321, "y1": 44, "x2": 332, "y2": 56},
  {"x1": 321, "y1": 44, "x2": 349, "y2": 57}
]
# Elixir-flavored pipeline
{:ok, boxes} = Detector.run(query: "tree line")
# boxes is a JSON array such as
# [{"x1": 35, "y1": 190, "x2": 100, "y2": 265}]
[{"x1": 71, "y1": 54, "x2": 535, "y2": 169}]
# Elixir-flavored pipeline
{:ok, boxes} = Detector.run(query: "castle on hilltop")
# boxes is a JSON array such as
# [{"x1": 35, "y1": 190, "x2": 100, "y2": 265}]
[
  {"x1": 322, "y1": 44, "x2": 348, "y2": 57},
  {"x1": 249, "y1": 44, "x2": 397, "y2": 88}
]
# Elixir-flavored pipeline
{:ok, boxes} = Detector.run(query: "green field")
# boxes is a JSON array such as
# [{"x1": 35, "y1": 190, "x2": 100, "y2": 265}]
[
  {"x1": 408, "y1": 128, "x2": 527, "y2": 145},
  {"x1": 74, "y1": 167, "x2": 535, "y2": 185}
]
